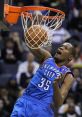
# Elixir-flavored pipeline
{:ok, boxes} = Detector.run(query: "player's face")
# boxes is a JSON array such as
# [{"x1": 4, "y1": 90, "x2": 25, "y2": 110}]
[{"x1": 55, "y1": 43, "x2": 73, "y2": 62}]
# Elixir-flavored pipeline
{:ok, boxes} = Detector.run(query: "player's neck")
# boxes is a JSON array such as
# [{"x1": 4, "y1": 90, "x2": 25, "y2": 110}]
[
  {"x1": 56, "y1": 61, "x2": 67, "y2": 67},
  {"x1": 56, "y1": 62, "x2": 64, "y2": 67}
]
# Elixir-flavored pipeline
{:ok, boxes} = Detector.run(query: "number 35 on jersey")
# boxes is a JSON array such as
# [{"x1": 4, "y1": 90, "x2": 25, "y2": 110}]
[{"x1": 38, "y1": 78, "x2": 51, "y2": 90}]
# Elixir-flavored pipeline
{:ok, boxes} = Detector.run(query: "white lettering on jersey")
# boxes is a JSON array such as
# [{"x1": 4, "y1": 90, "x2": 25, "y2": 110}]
[{"x1": 43, "y1": 63, "x2": 61, "y2": 78}]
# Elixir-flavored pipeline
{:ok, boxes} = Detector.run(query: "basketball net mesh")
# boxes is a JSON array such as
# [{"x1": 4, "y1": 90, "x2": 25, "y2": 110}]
[{"x1": 21, "y1": 10, "x2": 65, "y2": 49}]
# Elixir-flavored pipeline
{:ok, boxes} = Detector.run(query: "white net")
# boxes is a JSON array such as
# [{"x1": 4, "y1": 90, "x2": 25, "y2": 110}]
[{"x1": 21, "y1": 9, "x2": 65, "y2": 49}]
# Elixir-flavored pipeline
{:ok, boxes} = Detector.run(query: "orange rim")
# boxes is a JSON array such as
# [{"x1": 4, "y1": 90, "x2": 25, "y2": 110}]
[
  {"x1": 22, "y1": 6, "x2": 65, "y2": 15},
  {"x1": 4, "y1": 5, "x2": 65, "y2": 24}
]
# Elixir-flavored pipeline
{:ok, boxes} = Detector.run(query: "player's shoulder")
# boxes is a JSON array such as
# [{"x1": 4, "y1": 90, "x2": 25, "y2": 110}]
[
  {"x1": 62, "y1": 65, "x2": 70, "y2": 70},
  {"x1": 43, "y1": 57, "x2": 54, "y2": 65},
  {"x1": 61, "y1": 66, "x2": 71, "y2": 73},
  {"x1": 41, "y1": 57, "x2": 56, "y2": 71},
  {"x1": 61, "y1": 66, "x2": 73, "y2": 76}
]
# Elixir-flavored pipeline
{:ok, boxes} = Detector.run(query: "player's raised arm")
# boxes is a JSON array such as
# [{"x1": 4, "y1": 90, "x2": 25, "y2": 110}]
[
  {"x1": 30, "y1": 48, "x2": 51, "y2": 63},
  {"x1": 25, "y1": 25, "x2": 52, "y2": 63},
  {"x1": 53, "y1": 74, "x2": 75, "y2": 108}
]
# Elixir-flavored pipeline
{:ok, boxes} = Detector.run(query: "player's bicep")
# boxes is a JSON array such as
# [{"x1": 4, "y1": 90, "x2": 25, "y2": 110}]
[
  {"x1": 60, "y1": 74, "x2": 75, "y2": 101},
  {"x1": 30, "y1": 48, "x2": 51, "y2": 63}
]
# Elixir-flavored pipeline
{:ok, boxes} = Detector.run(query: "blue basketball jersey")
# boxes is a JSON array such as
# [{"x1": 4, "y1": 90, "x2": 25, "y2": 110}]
[{"x1": 24, "y1": 57, "x2": 71, "y2": 104}]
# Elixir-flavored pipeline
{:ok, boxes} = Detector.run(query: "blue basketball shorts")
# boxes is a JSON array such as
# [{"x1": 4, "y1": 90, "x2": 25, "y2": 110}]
[{"x1": 10, "y1": 95, "x2": 54, "y2": 117}]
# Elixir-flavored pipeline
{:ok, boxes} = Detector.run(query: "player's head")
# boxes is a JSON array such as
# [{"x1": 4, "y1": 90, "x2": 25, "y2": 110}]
[{"x1": 54, "y1": 43, "x2": 75, "y2": 65}]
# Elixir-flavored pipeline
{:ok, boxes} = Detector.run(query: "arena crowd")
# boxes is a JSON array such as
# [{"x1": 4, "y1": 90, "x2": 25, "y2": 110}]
[{"x1": 0, "y1": 0, "x2": 82, "y2": 117}]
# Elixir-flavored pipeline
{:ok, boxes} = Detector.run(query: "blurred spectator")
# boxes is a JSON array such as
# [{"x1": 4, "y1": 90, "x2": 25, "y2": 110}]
[
  {"x1": 17, "y1": 2, "x2": 24, "y2": 7},
  {"x1": 58, "y1": 95, "x2": 81, "y2": 117},
  {"x1": 0, "y1": 98, "x2": 9, "y2": 117},
  {"x1": 0, "y1": 34, "x2": 4, "y2": 49},
  {"x1": 71, "y1": 68, "x2": 80, "y2": 92},
  {"x1": 9, "y1": 32, "x2": 23, "y2": 52},
  {"x1": 66, "y1": 36, "x2": 82, "y2": 67},
  {"x1": 1, "y1": 38, "x2": 22, "y2": 63},
  {"x1": 75, "y1": 78, "x2": 82, "y2": 103},
  {"x1": 33, "y1": 0, "x2": 40, "y2": 6},
  {"x1": 7, "y1": 78, "x2": 19, "y2": 100},
  {"x1": 6, "y1": 78, "x2": 20, "y2": 112},
  {"x1": 19, "y1": 73, "x2": 32, "y2": 88},
  {"x1": 0, "y1": 34, "x2": 3, "y2": 59},
  {"x1": 16, "y1": 52, "x2": 39, "y2": 84},
  {"x1": 13, "y1": 0, "x2": 33, "y2": 6},
  {"x1": 69, "y1": 44, "x2": 82, "y2": 67},
  {"x1": 50, "y1": 0, "x2": 60, "y2": 8},
  {"x1": 50, "y1": 0, "x2": 69, "y2": 17},
  {"x1": 57, "y1": 0, "x2": 69, "y2": 15},
  {"x1": 0, "y1": 0, "x2": 82, "y2": 116},
  {"x1": 50, "y1": 27, "x2": 71, "y2": 44},
  {"x1": 68, "y1": 8, "x2": 82, "y2": 32},
  {"x1": 0, "y1": 88, "x2": 11, "y2": 115},
  {"x1": 40, "y1": 0, "x2": 50, "y2": 7},
  {"x1": 75, "y1": 0, "x2": 82, "y2": 9},
  {"x1": 19, "y1": 63, "x2": 34, "y2": 88}
]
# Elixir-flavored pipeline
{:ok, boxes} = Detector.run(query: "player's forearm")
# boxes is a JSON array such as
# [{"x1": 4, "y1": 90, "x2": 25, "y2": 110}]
[
  {"x1": 53, "y1": 81, "x2": 63, "y2": 108},
  {"x1": 29, "y1": 48, "x2": 51, "y2": 63},
  {"x1": 30, "y1": 48, "x2": 45, "y2": 62},
  {"x1": 60, "y1": 74, "x2": 75, "y2": 104}
]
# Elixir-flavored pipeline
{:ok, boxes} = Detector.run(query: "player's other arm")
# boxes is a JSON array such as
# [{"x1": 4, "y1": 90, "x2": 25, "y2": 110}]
[
  {"x1": 29, "y1": 48, "x2": 51, "y2": 63},
  {"x1": 53, "y1": 74, "x2": 75, "y2": 108}
]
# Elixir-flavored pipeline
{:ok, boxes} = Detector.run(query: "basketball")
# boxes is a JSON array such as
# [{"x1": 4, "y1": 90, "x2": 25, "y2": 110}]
[{"x1": 25, "y1": 25, "x2": 48, "y2": 48}]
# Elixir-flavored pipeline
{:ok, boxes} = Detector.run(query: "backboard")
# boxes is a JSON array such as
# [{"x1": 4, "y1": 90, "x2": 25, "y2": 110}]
[{"x1": 0, "y1": 0, "x2": 12, "y2": 31}]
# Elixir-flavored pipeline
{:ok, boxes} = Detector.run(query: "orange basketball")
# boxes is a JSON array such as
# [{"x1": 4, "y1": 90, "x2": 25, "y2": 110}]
[{"x1": 25, "y1": 25, "x2": 48, "y2": 48}]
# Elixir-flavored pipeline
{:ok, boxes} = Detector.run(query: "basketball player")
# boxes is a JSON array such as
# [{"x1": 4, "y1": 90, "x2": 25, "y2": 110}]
[{"x1": 11, "y1": 42, "x2": 75, "y2": 117}]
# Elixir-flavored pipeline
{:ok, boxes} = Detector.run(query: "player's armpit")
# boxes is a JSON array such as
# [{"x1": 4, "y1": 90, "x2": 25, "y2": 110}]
[
  {"x1": 30, "y1": 48, "x2": 51, "y2": 63},
  {"x1": 60, "y1": 74, "x2": 75, "y2": 103}
]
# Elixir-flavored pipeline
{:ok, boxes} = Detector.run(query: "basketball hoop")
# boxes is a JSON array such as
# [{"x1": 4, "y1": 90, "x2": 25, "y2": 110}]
[{"x1": 4, "y1": 5, "x2": 65, "y2": 49}]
